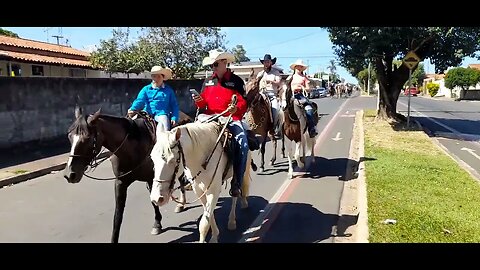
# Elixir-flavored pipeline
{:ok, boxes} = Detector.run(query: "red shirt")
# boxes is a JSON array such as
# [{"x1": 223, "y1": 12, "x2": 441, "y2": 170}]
[{"x1": 195, "y1": 69, "x2": 247, "y2": 121}]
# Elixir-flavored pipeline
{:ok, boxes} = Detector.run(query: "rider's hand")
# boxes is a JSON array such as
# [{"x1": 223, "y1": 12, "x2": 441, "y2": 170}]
[
  {"x1": 227, "y1": 105, "x2": 237, "y2": 114},
  {"x1": 171, "y1": 120, "x2": 176, "y2": 127},
  {"x1": 192, "y1": 94, "x2": 203, "y2": 102},
  {"x1": 127, "y1": 110, "x2": 136, "y2": 117}
]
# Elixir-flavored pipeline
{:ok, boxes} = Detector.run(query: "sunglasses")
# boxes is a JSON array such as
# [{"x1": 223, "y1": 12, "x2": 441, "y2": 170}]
[{"x1": 209, "y1": 59, "x2": 226, "y2": 68}]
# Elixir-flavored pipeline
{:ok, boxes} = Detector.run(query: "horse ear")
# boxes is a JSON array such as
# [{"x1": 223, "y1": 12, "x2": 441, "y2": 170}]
[
  {"x1": 75, "y1": 105, "x2": 83, "y2": 119},
  {"x1": 87, "y1": 108, "x2": 102, "y2": 125}
]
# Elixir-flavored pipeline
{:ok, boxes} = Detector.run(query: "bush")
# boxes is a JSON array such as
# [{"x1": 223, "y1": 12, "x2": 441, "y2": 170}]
[{"x1": 427, "y1": 82, "x2": 440, "y2": 97}]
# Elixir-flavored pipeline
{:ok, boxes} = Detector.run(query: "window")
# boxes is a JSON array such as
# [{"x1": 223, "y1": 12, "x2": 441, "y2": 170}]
[
  {"x1": 69, "y1": 68, "x2": 86, "y2": 78},
  {"x1": 7, "y1": 64, "x2": 21, "y2": 76},
  {"x1": 32, "y1": 65, "x2": 44, "y2": 76}
]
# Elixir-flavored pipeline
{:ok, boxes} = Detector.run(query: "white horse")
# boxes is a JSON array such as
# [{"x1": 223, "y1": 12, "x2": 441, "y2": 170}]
[
  {"x1": 149, "y1": 121, "x2": 252, "y2": 243},
  {"x1": 281, "y1": 82, "x2": 317, "y2": 179}
]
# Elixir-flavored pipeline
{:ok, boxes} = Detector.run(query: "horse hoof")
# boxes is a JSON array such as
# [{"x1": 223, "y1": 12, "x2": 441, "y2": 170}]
[
  {"x1": 251, "y1": 162, "x2": 257, "y2": 172},
  {"x1": 151, "y1": 227, "x2": 162, "y2": 235},
  {"x1": 269, "y1": 160, "x2": 275, "y2": 166},
  {"x1": 288, "y1": 173, "x2": 293, "y2": 179},
  {"x1": 228, "y1": 221, "x2": 237, "y2": 231},
  {"x1": 175, "y1": 205, "x2": 185, "y2": 213}
]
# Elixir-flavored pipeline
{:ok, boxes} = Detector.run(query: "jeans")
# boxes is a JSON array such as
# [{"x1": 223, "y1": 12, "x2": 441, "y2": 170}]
[
  {"x1": 293, "y1": 93, "x2": 317, "y2": 133},
  {"x1": 227, "y1": 120, "x2": 249, "y2": 188},
  {"x1": 154, "y1": 115, "x2": 171, "y2": 137},
  {"x1": 264, "y1": 91, "x2": 280, "y2": 132}
]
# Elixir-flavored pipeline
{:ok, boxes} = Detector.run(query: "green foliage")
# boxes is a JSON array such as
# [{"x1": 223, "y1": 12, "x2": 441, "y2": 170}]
[
  {"x1": 444, "y1": 67, "x2": 480, "y2": 90},
  {"x1": 357, "y1": 67, "x2": 377, "y2": 89},
  {"x1": 0, "y1": 28, "x2": 19, "y2": 38},
  {"x1": 426, "y1": 82, "x2": 440, "y2": 96},
  {"x1": 89, "y1": 27, "x2": 226, "y2": 79},
  {"x1": 230, "y1": 44, "x2": 250, "y2": 63}
]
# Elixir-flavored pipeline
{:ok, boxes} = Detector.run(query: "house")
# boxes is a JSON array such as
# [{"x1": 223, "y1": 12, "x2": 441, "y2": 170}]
[
  {"x1": 194, "y1": 61, "x2": 284, "y2": 82},
  {"x1": 0, "y1": 35, "x2": 104, "y2": 78}
]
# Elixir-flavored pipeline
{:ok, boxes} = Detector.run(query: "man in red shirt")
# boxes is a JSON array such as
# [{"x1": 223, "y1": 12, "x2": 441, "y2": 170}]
[{"x1": 192, "y1": 49, "x2": 254, "y2": 197}]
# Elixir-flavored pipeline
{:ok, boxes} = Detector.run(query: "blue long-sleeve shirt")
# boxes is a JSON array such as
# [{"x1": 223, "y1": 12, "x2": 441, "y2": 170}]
[{"x1": 129, "y1": 83, "x2": 180, "y2": 122}]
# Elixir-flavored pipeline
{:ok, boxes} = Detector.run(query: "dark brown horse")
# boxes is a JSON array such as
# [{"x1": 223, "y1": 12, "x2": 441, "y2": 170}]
[
  {"x1": 63, "y1": 106, "x2": 192, "y2": 243},
  {"x1": 244, "y1": 76, "x2": 284, "y2": 172}
]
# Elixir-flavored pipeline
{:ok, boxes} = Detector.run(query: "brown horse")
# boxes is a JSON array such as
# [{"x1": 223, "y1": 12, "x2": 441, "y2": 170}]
[
  {"x1": 244, "y1": 76, "x2": 284, "y2": 172},
  {"x1": 63, "y1": 106, "x2": 192, "y2": 243}
]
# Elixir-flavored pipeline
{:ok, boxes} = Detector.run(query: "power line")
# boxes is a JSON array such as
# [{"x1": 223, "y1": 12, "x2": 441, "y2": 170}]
[
  {"x1": 248, "y1": 31, "x2": 321, "y2": 52},
  {"x1": 249, "y1": 55, "x2": 335, "y2": 59}
]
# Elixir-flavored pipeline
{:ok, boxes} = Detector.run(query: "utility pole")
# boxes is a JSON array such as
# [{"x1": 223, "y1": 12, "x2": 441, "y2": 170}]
[{"x1": 367, "y1": 62, "x2": 371, "y2": 96}]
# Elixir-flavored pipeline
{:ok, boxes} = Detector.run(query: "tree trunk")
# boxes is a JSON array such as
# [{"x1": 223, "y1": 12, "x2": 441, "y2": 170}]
[{"x1": 374, "y1": 57, "x2": 409, "y2": 122}]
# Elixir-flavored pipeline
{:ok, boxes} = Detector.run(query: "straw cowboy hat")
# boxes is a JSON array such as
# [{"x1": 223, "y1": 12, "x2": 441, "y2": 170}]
[
  {"x1": 290, "y1": 59, "x2": 308, "y2": 71},
  {"x1": 150, "y1": 66, "x2": 173, "y2": 80},
  {"x1": 202, "y1": 49, "x2": 236, "y2": 66},
  {"x1": 260, "y1": 54, "x2": 277, "y2": 65}
]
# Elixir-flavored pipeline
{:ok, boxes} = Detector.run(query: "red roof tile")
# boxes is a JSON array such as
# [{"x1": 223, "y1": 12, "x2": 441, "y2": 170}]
[
  {"x1": 0, "y1": 50, "x2": 92, "y2": 67},
  {"x1": 0, "y1": 35, "x2": 90, "y2": 57}
]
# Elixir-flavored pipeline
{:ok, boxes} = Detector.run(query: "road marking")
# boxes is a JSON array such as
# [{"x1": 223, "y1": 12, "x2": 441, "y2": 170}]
[
  {"x1": 461, "y1": 147, "x2": 480, "y2": 161},
  {"x1": 398, "y1": 100, "x2": 480, "y2": 146},
  {"x1": 332, "y1": 132, "x2": 343, "y2": 141},
  {"x1": 239, "y1": 98, "x2": 351, "y2": 243},
  {"x1": 340, "y1": 114, "x2": 356, "y2": 118}
]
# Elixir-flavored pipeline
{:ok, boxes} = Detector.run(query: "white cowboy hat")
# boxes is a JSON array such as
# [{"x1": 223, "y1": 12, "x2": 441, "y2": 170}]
[
  {"x1": 150, "y1": 66, "x2": 173, "y2": 80},
  {"x1": 290, "y1": 59, "x2": 309, "y2": 71},
  {"x1": 202, "y1": 49, "x2": 235, "y2": 66}
]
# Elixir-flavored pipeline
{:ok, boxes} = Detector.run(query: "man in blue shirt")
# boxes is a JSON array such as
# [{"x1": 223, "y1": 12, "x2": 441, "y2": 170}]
[{"x1": 128, "y1": 66, "x2": 180, "y2": 133}]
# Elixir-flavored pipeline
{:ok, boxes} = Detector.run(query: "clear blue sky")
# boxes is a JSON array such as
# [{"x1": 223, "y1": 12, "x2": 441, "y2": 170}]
[{"x1": 3, "y1": 27, "x2": 479, "y2": 83}]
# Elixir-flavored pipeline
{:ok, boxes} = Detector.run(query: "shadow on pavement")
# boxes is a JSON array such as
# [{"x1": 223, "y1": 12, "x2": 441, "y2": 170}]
[
  {"x1": 414, "y1": 116, "x2": 480, "y2": 142},
  {"x1": 169, "y1": 195, "x2": 269, "y2": 243},
  {"x1": 259, "y1": 202, "x2": 358, "y2": 243},
  {"x1": 298, "y1": 156, "x2": 356, "y2": 181}
]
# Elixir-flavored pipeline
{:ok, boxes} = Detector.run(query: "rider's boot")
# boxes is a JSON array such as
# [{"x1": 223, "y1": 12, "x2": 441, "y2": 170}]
[{"x1": 246, "y1": 130, "x2": 260, "y2": 151}]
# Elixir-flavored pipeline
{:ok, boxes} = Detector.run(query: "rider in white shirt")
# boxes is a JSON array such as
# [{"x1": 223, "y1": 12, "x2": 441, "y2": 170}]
[{"x1": 256, "y1": 54, "x2": 282, "y2": 135}]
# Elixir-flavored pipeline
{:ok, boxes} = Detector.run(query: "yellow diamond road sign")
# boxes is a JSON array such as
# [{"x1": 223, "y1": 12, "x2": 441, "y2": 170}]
[{"x1": 403, "y1": 51, "x2": 420, "y2": 70}]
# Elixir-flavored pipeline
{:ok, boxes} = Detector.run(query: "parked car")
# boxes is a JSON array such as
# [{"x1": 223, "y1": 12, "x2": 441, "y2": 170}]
[
  {"x1": 308, "y1": 88, "x2": 320, "y2": 99},
  {"x1": 318, "y1": 87, "x2": 328, "y2": 98},
  {"x1": 404, "y1": 87, "x2": 418, "y2": 96}
]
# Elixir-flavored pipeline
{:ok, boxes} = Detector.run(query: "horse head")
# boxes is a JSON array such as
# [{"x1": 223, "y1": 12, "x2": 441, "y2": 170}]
[
  {"x1": 63, "y1": 106, "x2": 104, "y2": 183},
  {"x1": 245, "y1": 76, "x2": 261, "y2": 107}
]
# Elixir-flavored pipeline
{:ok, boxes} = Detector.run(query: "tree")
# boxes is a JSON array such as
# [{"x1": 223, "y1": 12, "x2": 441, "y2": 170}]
[
  {"x1": 444, "y1": 67, "x2": 480, "y2": 92},
  {"x1": 327, "y1": 59, "x2": 337, "y2": 74},
  {"x1": 140, "y1": 27, "x2": 225, "y2": 79},
  {"x1": 89, "y1": 28, "x2": 141, "y2": 76},
  {"x1": 326, "y1": 27, "x2": 480, "y2": 121},
  {"x1": 0, "y1": 28, "x2": 19, "y2": 38},
  {"x1": 231, "y1": 44, "x2": 250, "y2": 63},
  {"x1": 356, "y1": 67, "x2": 377, "y2": 91}
]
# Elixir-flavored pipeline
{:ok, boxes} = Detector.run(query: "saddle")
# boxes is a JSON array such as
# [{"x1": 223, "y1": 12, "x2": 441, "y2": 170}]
[
  {"x1": 128, "y1": 111, "x2": 157, "y2": 144},
  {"x1": 259, "y1": 91, "x2": 275, "y2": 124}
]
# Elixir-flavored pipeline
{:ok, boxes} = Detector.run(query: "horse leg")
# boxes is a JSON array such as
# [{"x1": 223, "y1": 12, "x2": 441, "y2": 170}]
[
  {"x1": 175, "y1": 185, "x2": 187, "y2": 213},
  {"x1": 111, "y1": 179, "x2": 131, "y2": 243},
  {"x1": 287, "y1": 147, "x2": 294, "y2": 179},
  {"x1": 270, "y1": 137, "x2": 277, "y2": 166},
  {"x1": 228, "y1": 196, "x2": 238, "y2": 231},
  {"x1": 295, "y1": 141, "x2": 304, "y2": 169},
  {"x1": 146, "y1": 181, "x2": 163, "y2": 235},
  {"x1": 241, "y1": 152, "x2": 251, "y2": 209},
  {"x1": 175, "y1": 174, "x2": 187, "y2": 213},
  {"x1": 200, "y1": 190, "x2": 221, "y2": 243},
  {"x1": 259, "y1": 140, "x2": 266, "y2": 172},
  {"x1": 281, "y1": 130, "x2": 286, "y2": 158}
]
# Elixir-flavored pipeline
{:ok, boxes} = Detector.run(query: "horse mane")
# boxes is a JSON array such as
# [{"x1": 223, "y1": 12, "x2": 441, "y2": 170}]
[
  {"x1": 68, "y1": 115, "x2": 90, "y2": 137},
  {"x1": 68, "y1": 113, "x2": 141, "y2": 140},
  {"x1": 152, "y1": 121, "x2": 221, "y2": 162}
]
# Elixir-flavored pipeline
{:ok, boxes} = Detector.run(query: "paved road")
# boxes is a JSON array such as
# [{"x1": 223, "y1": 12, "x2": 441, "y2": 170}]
[
  {"x1": 398, "y1": 96, "x2": 480, "y2": 179},
  {"x1": 0, "y1": 94, "x2": 373, "y2": 243}
]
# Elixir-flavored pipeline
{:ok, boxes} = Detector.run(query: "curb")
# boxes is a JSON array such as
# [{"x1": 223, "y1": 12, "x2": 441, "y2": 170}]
[
  {"x1": 334, "y1": 110, "x2": 369, "y2": 243},
  {"x1": 0, "y1": 152, "x2": 111, "y2": 189}
]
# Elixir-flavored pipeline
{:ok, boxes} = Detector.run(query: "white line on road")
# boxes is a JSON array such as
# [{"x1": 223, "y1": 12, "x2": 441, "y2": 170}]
[
  {"x1": 398, "y1": 100, "x2": 480, "y2": 146},
  {"x1": 461, "y1": 147, "x2": 480, "y2": 161},
  {"x1": 332, "y1": 132, "x2": 343, "y2": 141},
  {"x1": 238, "y1": 98, "x2": 351, "y2": 243}
]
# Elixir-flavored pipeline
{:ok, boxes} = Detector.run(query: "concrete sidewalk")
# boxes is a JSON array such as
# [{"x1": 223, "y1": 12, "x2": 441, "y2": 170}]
[{"x1": 0, "y1": 151, "x2": 110, "y2": 188}]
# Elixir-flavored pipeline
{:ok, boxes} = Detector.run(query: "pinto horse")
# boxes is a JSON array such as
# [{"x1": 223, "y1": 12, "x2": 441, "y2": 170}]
[
  {"x1": 244, "y1": 75, "x2": 285, "y2": 171},
  {"x1": 63, "y1": 106, "x2": 192, "y2": 243}
]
